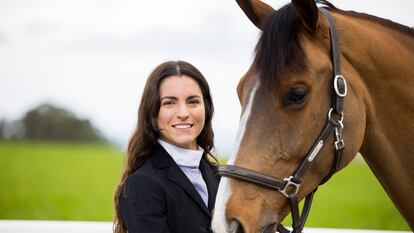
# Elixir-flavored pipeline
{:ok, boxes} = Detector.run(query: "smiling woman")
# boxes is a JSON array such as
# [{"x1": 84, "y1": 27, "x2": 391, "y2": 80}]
[
  {"x1": 157, "y1": 75, "x2": 206, "y2": 150},
  {"x1": 113, "y1": 60, "x2": 220, "y2": 233}
]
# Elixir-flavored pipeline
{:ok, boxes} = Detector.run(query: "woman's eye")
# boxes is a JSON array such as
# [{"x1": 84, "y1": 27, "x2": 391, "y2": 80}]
[
  {"x1": 282, "y1": 87, "x2": 308, "y2": 106},
  {"x1": 189, "y1": 100, "x2": 199, "y2": 104},
  {"x1": 188, "y1": 98, "x2": 201, "y2": 105},
  {"x1": 161, "y1": 101, "x2": 173, "y2": 106}
]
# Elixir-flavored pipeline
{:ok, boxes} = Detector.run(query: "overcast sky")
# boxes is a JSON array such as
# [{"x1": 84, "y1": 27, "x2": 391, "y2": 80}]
[{"x1": 0, "y1": 0, "x2": 413, "y2": 156}]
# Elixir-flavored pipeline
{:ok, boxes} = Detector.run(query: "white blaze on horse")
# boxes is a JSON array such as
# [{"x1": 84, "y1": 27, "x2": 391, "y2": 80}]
[{"x1": 212, "y1": 0, "x2": 414, "y2": 232}]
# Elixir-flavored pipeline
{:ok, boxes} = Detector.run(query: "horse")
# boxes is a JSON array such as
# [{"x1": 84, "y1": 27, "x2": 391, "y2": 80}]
[{"x1": 211, "y1": 0, "x2": 414, "y2": 232}]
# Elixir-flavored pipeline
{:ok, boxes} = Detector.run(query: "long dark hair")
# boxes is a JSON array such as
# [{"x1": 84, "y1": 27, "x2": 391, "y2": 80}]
[{"x1": 113, "y1": 60, "x2": 216, "y2": 233}]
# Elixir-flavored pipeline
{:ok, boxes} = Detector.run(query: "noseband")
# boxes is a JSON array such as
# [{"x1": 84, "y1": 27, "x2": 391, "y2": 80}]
[{"x1": 218, "y1": 7, "x2": 347, "y2": 233}]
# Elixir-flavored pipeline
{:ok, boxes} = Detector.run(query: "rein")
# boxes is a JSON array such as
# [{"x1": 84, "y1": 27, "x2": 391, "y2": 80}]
[{"x1": 218, "y1": 7, "x2": 347, "y2": 233}]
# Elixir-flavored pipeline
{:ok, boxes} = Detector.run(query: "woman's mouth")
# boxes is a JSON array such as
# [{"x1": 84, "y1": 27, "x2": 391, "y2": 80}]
[{"x1": 172, "y1": 124, "x2": 193, "y2": 129}]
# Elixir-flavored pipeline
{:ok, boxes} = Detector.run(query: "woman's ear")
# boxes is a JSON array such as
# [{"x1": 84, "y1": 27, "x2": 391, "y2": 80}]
[{"x1": 236, "y1": 0, "x2": 275, "y2": 30}]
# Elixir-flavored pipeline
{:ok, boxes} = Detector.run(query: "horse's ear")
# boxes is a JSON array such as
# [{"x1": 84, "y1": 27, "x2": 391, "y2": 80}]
[
  {"x1": 236, "y1": 0, "x2": 275, "y2": 30},
  {"x1": 292, "y1": 0, "x2": 318, "y2": 32}
]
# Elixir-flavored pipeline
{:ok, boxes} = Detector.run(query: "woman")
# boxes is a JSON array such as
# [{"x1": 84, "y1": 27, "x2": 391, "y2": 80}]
[{"x1": 113, "y1": 60, "x2": 219, "y2": 233}]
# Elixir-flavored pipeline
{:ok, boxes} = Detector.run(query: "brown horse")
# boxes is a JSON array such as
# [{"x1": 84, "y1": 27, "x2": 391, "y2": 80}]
[{"x1": 212, "y1": 0, "x2": 414, "y2": 232}]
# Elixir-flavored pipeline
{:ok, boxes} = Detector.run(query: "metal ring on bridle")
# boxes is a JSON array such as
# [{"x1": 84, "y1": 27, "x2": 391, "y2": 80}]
[
  {"x1": 328, "y1": 108, "x2": 344, "y2": 126},
  {"x1": 280, "y1": 176, "x2": 300, "y2": 198}
]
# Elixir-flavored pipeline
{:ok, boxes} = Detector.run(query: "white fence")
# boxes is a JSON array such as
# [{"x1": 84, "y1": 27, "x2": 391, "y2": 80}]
[{"x1": 0, "y1": 220, "x2": 411, "y2": 233}]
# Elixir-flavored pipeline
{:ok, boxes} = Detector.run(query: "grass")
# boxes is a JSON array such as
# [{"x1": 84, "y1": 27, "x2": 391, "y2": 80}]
[
  {"x1": 0, "y1": 141, "x2": 123, "y2": 221},
  {"x1": 0, "y1": 141, "x2": 410, "y2": 230}
]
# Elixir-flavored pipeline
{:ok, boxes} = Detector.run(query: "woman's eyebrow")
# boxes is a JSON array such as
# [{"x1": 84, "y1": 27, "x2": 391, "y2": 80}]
[
  {"x1": 187, "y1": 95, "x2": 202, "y2": 99},
  {"x1": 160, "y1": 96, "x2": 177, "y2": 100}
]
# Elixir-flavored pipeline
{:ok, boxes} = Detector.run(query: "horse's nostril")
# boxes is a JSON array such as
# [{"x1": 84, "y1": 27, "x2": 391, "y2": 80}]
[
  {"x1": 262, "y1": 222, "x2": 277, "y2": 233},
  {"x1": 229, "y1": 219, "x2": 244, "y2": 233}
]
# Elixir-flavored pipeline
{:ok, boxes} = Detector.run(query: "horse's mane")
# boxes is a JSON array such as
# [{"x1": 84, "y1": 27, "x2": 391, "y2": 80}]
[
  {"x1": 254, "y1": 1, "x2": 414, "y2": 86},
  {"x1": 335, "y1": 9, "x2": 414, "y2": 38}
]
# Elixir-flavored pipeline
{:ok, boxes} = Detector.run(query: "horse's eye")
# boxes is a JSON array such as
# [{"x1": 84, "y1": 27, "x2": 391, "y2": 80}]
[{"x1": 282, "y1": 87, "x2": 308, "y2": 106}]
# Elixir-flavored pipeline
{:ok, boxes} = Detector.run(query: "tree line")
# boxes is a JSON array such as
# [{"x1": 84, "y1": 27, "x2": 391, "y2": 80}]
[{"x1": 0, "y1": 103, "x2": 106, "y2": 142}]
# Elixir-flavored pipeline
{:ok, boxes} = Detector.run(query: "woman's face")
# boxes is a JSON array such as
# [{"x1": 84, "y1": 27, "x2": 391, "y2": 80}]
[{"x1": 156, "y1": 75, "x2": 205, "y2": 150}]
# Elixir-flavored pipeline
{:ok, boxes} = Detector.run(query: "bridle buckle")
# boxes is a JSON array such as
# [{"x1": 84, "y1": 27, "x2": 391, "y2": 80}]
[
  {"x1": 334, "y1": 75, "x2": 347, "y2": 97},
  {"x1": 334, "y1": 139, "x2": 345, "y2": 150},
  {"x1": 334, "y1": 124, "x2": 345, "y2": 150},
  {"x1": 280, "y1": 176, "x2": 300, "y2": 198}
]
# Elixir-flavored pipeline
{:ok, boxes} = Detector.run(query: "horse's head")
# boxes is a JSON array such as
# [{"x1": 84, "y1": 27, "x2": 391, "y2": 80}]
[{"x1": 212, "y1": 0, "x2": 369, "y2": 232}]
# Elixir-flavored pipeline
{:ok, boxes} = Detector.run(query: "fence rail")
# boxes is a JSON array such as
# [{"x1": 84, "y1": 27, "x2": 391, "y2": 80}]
[{"x1": 0, "y1": 220, "x2": 411, "y2": 233}]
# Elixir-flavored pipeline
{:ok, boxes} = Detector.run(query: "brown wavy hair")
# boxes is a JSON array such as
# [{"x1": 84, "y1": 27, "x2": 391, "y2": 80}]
[{"x1": 113, "y1": 60, "x2": 217, "y2": 233}]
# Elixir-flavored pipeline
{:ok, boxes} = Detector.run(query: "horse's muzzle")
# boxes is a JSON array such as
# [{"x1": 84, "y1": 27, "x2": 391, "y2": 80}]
[{"x1": 224, "y1": 220, "x2": 276, "y2": 233}]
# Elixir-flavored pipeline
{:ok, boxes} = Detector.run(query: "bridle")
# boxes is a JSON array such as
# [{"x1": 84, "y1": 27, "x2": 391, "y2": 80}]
[{"x1": 218, "y1": 6, "x2": 347, "y2": 233}]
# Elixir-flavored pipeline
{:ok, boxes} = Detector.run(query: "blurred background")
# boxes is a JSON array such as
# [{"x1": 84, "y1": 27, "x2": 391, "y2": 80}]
[{"x1": 0, "y1": 0, "x2": 412, "y2": 230}]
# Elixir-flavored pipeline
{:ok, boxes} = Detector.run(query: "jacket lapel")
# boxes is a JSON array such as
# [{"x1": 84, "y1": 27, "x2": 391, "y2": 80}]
[
  {"x1": 151, "y1": 145, "x2": 211, "y2": 217},
  {"x1": 200, "y1": 159, "x2": 219, "y2": 212}
]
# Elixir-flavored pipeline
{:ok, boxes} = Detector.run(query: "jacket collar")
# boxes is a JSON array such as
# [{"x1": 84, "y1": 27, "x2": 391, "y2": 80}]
[
  {"x1": 150, "y1": 144, "x2": 213, "y2": 217},
  {"x1": 157, "y1": 138, "x2": 204, "y2": 168}
]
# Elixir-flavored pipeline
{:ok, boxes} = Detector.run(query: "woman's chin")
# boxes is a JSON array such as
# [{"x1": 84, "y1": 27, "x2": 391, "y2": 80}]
[{"x1": 174, "y1": 140, "x2": 197, "y2": 150}]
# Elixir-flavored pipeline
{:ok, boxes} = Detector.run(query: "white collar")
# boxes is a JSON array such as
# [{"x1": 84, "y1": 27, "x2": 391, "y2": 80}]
[{"x1": 157, "y1": 139, "x2": 204, "y2": 168}]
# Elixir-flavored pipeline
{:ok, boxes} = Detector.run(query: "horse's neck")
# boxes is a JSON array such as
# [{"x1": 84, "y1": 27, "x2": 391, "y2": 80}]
[{"x1": 339, "y1": 14, "x2": 414, "y2": 227}]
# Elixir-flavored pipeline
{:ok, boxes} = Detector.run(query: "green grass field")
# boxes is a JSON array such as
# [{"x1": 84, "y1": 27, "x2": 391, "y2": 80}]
[
  {"x1": 0, "y1": 141, "x2": 123, "y2": 221},
  {"x1": 0, "y1": 141, "x2": 410, "y2": 230}
]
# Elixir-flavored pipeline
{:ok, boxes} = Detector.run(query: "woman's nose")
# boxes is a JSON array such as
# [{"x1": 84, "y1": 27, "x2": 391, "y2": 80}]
[{"x1": 177, "y1": 104, "x2": 189, "y2": 118}]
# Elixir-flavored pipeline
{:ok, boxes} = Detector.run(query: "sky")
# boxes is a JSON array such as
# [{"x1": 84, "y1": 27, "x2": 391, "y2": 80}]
[{"x1": 0, "y1": 0, "x2": 413, "y2": 156}]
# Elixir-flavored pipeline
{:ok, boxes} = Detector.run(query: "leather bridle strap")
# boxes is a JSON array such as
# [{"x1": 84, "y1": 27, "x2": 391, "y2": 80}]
[
  {"x1": 218, "y1": 164, "x2": 288, "y2": 191},
  {"x1": 218, "y1": 6, "x2": 347, "y2": 233},
  {"x1": 277, "y1": 190, "x2": 316, "y2": 233},
  {"x1": 322, "y1": 7, "x2": 347, "y2": 115},
  {"x1": 320, "y1": 7, "x2": 346, "y2": 184}
]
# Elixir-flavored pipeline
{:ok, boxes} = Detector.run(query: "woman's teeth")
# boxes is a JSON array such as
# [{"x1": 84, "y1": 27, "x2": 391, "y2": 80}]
[{"x1": 174, "y1": 124, "x2": 191, "y2": 129}]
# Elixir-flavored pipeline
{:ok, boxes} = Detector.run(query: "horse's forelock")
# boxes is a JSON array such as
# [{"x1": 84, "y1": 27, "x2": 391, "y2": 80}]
[{"x1": 254, "y1": 4, "x2": 308, "y2": 88}]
